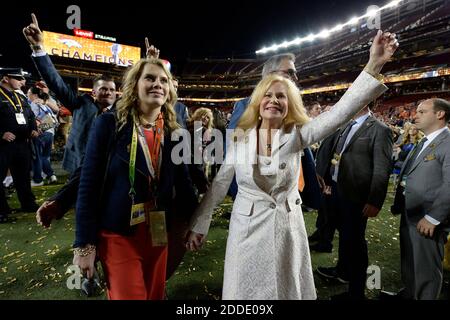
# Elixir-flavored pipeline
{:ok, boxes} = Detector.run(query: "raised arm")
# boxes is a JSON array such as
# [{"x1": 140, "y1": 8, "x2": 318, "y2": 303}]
[
  {"x1": 23, "y1": 13, "x2": 81, "y2": 111},
  {"x1": 299, "y1": 30, "x2": 398, "y2": 147}
]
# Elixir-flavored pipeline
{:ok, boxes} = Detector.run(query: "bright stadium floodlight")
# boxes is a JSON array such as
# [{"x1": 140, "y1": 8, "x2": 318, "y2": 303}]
[
  {"x1": 348, "y1": 16, "x2": 359, "y2": 25},
  {"x1": 385, "y1": 0, "x2": 402, "y2": 8},
  {"x1": 318, "y1": 29, "x2": 330, "y2": 38},
  {"x1": 255, "y1": 0, "x2": 404, "y2": 54},
  {"x1": 305, "y1": 33, "x2": 315, "y2": 41},
  {"x1": 331, "y1": 24, "x2": 344, "y2": 32}
]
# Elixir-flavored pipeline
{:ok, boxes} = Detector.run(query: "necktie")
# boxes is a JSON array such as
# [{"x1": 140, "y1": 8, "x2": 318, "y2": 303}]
[
  {"x1": 401, "y1": 137, "x2": 428, "y2": 178},
  {"x1": 330, "y1": 120, "x2": 357, "y2": 177}
]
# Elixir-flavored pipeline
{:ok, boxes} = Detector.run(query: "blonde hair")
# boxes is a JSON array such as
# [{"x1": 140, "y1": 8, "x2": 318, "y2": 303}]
[
  {"x1": 189, "y1": 107, "x2": 214, "y2": 130},
  {"x1": 116, "y1": 58, "x2": 180, "y2": 132},
  {"x1": 237, "y1": 74, "x2": 310, "y2": 131},
  {"x1": 402, "y1": 124, "x2": 423, "y2": 145}
]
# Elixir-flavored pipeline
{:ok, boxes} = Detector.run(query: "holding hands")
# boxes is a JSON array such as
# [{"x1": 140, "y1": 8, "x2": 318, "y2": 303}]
[{"x1": 185, "y1": 231, "x2": 205, "y2": 251}]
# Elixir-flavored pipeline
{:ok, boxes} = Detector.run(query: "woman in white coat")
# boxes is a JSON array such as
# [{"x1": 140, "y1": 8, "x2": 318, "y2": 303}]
[{"x1": 186, "y1": 30, "x2": 398, "y2": 300}]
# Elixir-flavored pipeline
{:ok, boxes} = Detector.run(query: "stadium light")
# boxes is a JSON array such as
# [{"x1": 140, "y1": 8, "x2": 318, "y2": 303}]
[
  {"x1": 318, "y1": 29, "x2": 331, "y2": 38},
  {"x1": 347, "y1": 17, "x2": 359, "y2": 25},
  {"x1": 255, "y1": 0, "x2": 404, "y2": 55},
  {"x1": 386, "y1": 0, "x2": 402, "y2": 8},
  {"x1": 331, "y1": 24, "x2": 344, "y2": 32}
]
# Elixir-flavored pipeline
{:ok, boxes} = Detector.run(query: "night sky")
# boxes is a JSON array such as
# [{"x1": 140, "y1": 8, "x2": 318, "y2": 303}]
[{"x1": 2, "y1": 0, "x2": 384, "y2": 74}]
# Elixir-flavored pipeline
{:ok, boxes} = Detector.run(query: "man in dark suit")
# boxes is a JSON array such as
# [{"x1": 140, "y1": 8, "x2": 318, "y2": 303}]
[
  {"x1": 389, "y1": 98, "x2": 450, "y2": 299},
  {"x1": 23, "y1": 14, "x2": 117, "y2": 225},
  {"x1": 317, "y1": 105, "x2": 393, "y2": 299}
]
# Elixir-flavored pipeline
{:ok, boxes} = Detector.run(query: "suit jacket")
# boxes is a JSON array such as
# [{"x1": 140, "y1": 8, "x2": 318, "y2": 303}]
[
  {"x1": 336, "y1": 116, "x2": 393, "y2": 209},
  {"x1": 315, "y1": 132, "x2": 339, "y2": 179},
  {"x1": 32, "y1": 54, "x2": 99, "y2": 174},
  {"x1": 397, "y1": 129, "x2": 450, "y2": 229},
  {"x1": 74, "y1": 113, "x2": 198, "y2": 247}
]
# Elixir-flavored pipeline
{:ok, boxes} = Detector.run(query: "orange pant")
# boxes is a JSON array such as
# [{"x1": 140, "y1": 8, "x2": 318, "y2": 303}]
[{"x1": 98, "y1": 223, "x2": 168, "y2": 300}]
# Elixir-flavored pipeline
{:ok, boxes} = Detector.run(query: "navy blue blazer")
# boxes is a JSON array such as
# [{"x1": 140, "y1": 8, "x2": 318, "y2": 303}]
[
  {"x1": 74, "y1": 113, "x2": 198, "y2": 247},
  {"x1": 32, "y1": 54, "x2": 99, "y2": 174}
]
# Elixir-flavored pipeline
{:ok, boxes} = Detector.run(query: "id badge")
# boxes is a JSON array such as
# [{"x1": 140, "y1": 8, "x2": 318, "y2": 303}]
[
  {"x1": 148, "y1": 211, "x2": 168, "y2": 246},
  {"x1": 130, "y1": 203, "x2": 146, "y2": 226},
  {"x1": 15, "y1": 113, "x2": 26, "y2": 125}
]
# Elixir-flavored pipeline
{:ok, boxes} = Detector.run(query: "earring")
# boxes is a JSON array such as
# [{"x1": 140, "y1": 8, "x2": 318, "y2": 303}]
[{"x1": 258, "y1": 116, "x2": 262, "y2": 121}]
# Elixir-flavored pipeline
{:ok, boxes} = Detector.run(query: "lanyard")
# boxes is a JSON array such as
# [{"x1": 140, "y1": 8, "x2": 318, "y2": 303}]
[
  {"x1": 128, "y1": 114, "x2": 164, "y2": 201},
  {"x1": 0, "y1": 87, "x2": 23, "y2": 113}
]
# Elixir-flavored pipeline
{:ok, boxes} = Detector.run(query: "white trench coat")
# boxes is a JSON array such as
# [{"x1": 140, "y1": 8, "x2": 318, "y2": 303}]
[{"x1": 190, "y1": 71, "x2": 387, "y2": 300}]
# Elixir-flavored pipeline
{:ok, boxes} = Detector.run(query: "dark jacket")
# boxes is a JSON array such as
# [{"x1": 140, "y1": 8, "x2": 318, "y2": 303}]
[
  {"x1": 74, "y1": 113, "x2": 198, "y2": 247},
  {"x1": 336, "y1": 116, "x2": 393, "y2": 208},
  {"x1": 0, "y1": 88, "x2": 36, "y2": 144},
  {"x1": 32, "y1": 54, "x2": 99, "y2": 173}
]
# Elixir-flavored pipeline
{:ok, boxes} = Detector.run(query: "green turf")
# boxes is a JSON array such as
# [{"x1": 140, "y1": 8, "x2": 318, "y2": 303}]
[{"x1": 0, "y1": 180, "x2": 448, "y2": 299}]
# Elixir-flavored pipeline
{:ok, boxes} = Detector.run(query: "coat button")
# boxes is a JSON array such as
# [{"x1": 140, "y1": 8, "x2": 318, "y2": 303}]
[
  {"x1": 295, "y1": 199, "x2": 301, "y2": 205},
  {"x1": 279, "y1": 163, "x2": 286, "y2": 170},
  {"x1": 269, "y1": 203, "x2": 276, "y2": 209}
]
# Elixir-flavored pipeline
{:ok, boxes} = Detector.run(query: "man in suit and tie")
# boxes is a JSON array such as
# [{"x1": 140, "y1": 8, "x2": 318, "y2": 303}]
[
  {"x1": 389, "y1": 98, "x2": 450, "y2": 300},
  {"x1": 317, "y1": 104, "x2": 393, "y2": 299}
]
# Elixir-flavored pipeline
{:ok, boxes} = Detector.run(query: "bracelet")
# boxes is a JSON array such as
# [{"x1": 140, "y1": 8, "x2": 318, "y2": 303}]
[{"x1": 73, "y1": 244, "x2": 96, "y2": 257}]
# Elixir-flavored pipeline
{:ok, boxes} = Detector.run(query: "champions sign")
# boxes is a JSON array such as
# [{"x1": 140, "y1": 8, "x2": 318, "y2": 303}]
[{"x1": 43, "y1": 31, "x2": 140, "y2": 67}]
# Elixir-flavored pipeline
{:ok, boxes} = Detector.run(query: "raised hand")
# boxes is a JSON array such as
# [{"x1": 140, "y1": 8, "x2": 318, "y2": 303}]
[
  {"x1": 23, "y1": 13, "x2": 43, "y2": 46},
  {"x1": 145, "y1": 37, "x2": 160, "y2": 59},
  {"x1": 366, "y1": 30, "x2": 399, "y2": 75}
]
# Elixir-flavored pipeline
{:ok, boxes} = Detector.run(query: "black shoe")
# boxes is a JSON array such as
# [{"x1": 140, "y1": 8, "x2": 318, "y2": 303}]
[
  {"x1": 308, "y1": 231, "x2": 321, "y2": 243},
  {"x1": 309, "y1": 242, "x2": 332, "y2": 253},
  {"x1": 316, "y1": 267, "x2": 349, "y2": 284}
]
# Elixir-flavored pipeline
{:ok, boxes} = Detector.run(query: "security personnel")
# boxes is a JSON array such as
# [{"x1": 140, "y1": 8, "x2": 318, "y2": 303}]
[{"x1": 0, "y1": 68, "x2": 39, "y2": 223}]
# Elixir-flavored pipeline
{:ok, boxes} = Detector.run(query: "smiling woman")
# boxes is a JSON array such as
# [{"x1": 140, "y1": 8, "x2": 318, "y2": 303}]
[
  {"x1": 186, "y1": 30, "x2": 398, "y2": 300},
  {"x1": 73, "y1": 58, "x2": 197, "y2": 300}
]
